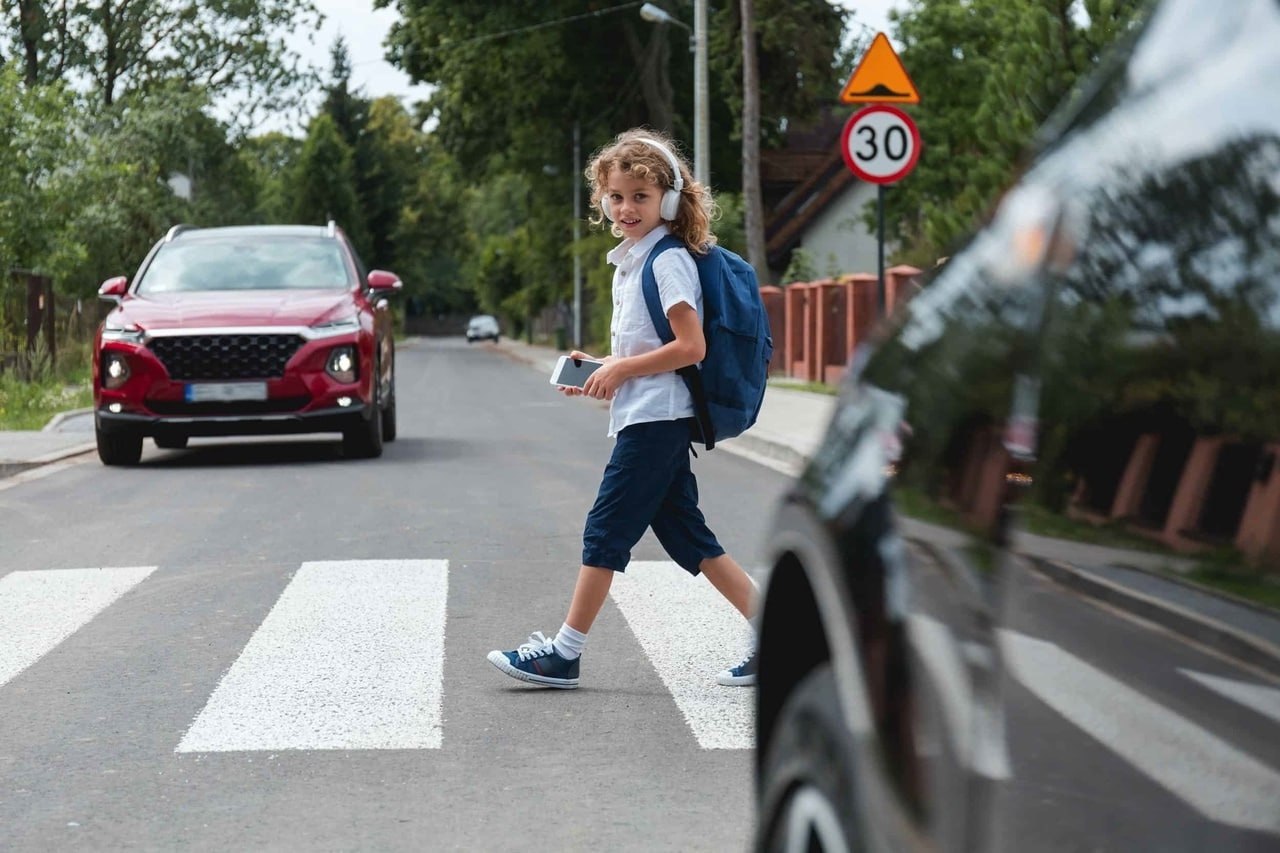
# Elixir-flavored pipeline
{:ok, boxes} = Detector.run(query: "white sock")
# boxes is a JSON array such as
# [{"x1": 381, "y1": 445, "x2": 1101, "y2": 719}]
[{"x1": 553, "y1": 623, "x2": 587, "y2": 660}]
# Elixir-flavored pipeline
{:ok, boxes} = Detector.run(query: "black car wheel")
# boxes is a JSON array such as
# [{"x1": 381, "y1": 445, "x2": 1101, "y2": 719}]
[
  {"x1": 96, "y1": 422, "x2": 143, "y2": 467},
  {"x1": 757, "y1": 664, "x2": 859, "y2": 853},
  {"x1": 381, "y1": 358, "x2": 397, "y2": 442},
  {"x1": 154, "y1": 434, "x2": 188, "y2": 450},
  {"x1": 343, "y1": 363, "x2": 384, "y2": 459}
]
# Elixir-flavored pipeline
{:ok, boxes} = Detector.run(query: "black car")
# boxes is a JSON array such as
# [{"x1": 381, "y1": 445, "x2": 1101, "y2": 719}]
[{"x1": 754, "y1": 0, "x2": 1280, "y2": 850}]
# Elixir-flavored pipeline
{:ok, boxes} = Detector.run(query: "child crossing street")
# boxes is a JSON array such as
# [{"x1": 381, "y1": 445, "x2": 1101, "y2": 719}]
[{"x1": 487, "y1": 128, "x2": 759, "y2": 690}]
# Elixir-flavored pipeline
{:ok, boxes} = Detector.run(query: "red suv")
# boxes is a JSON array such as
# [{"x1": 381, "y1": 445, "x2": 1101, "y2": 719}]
[{"x1": 93, "y1": 223, "x2": 401, "y2": 465}]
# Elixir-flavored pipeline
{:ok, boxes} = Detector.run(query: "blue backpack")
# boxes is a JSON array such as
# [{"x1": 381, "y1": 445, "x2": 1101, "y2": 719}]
[{"x1": 641, "y1": 234, "x2": 773, "y2": 450}]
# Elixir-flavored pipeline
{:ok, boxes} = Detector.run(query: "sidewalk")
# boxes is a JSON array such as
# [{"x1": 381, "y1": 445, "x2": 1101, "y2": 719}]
[{"x1": 3, "y1": 335, "x2": 1277, "y2": 677}]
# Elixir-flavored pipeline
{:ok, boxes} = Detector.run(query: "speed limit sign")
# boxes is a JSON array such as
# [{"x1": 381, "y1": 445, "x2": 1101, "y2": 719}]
[{"x1": 840, "y1": 105, "x2": 920, "y2": 185}]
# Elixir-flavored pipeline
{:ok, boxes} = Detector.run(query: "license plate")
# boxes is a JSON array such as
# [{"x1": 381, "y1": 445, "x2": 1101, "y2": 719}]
[{"x1": 184, "y1": 382, "x2": 268, "y2": 403}]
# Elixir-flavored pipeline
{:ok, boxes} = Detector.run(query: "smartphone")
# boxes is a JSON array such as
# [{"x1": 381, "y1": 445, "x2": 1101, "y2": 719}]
[{"x1": 550, "y1": 355, "x2": 605, "y2": 388}]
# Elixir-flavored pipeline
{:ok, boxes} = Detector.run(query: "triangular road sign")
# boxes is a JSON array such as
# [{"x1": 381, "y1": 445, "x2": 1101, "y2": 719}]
[{"x1": 839, "y1": 32, "x2": 920, "y2": 104}]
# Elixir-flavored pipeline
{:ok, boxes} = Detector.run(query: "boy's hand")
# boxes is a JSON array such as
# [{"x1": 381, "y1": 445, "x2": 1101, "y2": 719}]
[
  {"x1": 556, "y1": 350, "x2": 602, "y2": 397},
  {"x1": 582, "y1": 356, "x2": 626, "y2": 400}
]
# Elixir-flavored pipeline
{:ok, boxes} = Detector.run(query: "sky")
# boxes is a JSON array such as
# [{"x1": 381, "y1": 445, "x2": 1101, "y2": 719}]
[{"x1": 286, "y1": 0, "x2": 905, "y2": 123}]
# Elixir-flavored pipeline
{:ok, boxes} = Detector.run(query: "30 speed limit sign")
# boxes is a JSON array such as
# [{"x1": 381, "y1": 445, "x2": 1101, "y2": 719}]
[{"x1": 840, "y1": 104, "x2": 921, "y2": 185}]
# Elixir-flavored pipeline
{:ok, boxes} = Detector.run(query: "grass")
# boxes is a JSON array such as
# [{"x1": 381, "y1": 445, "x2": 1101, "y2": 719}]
[
  {"x1": 0, "y1": 341, "x2": 94, "y2": 430},
  {"x1": 1019, "y1": 503, "x2": 1169, "y2": 554},
  {"x1": 895, "y1": 487, "x2": 1280, "y2": 614},
  {"x1": 1187, "y1": 568, "x2": 1280, "y2": 611}
]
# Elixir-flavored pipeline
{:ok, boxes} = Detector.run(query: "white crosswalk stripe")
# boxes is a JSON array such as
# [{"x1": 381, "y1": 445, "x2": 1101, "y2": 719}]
[
  {"x1": 1002, "y1": 630, "x2": 1280, "y2": 835},
  {"x1": 1181, "y1": 669, "x2": 1280, "y2": 726},
  {"x1": 177, "y1": 559, "x2": 449, "y2": 752},
  {"x1": 609, "y1": 560, "x2": 756, "y2": 750},
  {"x1": 0, "y1": 566, "x2": 157, "y2": 689}
]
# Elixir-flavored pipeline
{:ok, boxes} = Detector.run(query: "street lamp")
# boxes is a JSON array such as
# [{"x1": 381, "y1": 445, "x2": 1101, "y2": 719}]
[{"x1": 639, "y1": 2, "x2": 709, "y2": 188}]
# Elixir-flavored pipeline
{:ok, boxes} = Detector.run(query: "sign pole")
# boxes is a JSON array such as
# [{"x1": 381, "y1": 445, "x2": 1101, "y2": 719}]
[
  {"x1": 839, "y1": 32, "x2": 920, "y2": 323},
  {"x1": 877, "y1": 185, "x2": 886, "y2": 320}
]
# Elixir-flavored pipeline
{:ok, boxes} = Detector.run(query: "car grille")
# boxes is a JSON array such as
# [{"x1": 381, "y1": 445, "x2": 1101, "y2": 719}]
[
  {"x1": 149, "y1": 334, "x2": 305, "y2": 380},
  {"x1": 147, "y1": 397, "x2": 311, "y2": 416}
]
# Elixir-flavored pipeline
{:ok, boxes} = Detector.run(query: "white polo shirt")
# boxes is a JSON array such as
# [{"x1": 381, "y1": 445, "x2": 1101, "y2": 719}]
[{"x1": 606, "y1": 224, "x2": 702, "y2": 437}]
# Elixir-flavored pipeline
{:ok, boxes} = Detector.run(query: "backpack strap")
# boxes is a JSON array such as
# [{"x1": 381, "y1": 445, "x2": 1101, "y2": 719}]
[{"x1": 641, "y1": 235, "x2": 717, "y2": 449}]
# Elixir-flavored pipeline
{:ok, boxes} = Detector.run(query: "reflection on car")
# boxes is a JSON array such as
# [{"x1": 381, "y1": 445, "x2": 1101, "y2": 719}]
[
  {"x1": 93, "y1": 222, "x2": 402, "y2": 465},
  {"x1": 754, "y1": 0, "x2": 1280, "y2": 850},
  {"x1": 466, "y1": 314, "x2": 500, "y2": 343}
]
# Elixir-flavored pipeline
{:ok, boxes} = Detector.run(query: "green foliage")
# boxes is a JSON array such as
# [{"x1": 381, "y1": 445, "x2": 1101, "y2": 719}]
[
  {"x1": 0, "y1": 338, "x2": 92, "y2": 430},
  {"x1": 878, "y1": 0, "x2": 1147, "y2": 264},
  {"x1": 782, "y1": 247, "x2": 818, "y2": 285},
  {"x1": 0, "y1": 0, "x2": 323, "y2": 130},
  {"x1": 293, "y1": 113, "x2": 362, "y2": 232},
  {"x1": 708, "y1": 0, "x2": 847, "y2": 147},
  {"x1": 239, "y1": 132, "x2": 303, "y2": 222}
]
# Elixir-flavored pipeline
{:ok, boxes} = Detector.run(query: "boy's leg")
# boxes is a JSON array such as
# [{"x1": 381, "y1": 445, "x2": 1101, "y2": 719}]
[
  {"x1": 699, "y1": 553, "x2": 758, "y2": 620},
  {"x1": 488, "y1": 422, "x2": 684, "y2": 688},
  {"x1": 565, "y1": 564, "x2": 616, "y2": 635}
]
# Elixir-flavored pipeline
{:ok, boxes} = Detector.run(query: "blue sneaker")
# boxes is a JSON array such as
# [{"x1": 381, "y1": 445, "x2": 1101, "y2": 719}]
[
  {"x1": 717, "y1": 650, "x2": 758, "y2": 686},
  {"x1": 487, "y1": 631, "x2": 580, "y2": 689}
]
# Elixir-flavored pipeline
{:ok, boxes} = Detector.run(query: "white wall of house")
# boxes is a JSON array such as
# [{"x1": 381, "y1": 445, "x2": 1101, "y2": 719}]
[{"x1": 790, "y1": 180, "x2": 888, "y2": 280}]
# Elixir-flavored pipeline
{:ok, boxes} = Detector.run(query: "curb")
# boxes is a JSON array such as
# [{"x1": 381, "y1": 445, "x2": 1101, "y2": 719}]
[
  {"x1": 0, "y1": 441, "x2": 98, "y2": 480},
  {"x1": 1025, "y1": 556, "x2": 1280, "y2": 679}
]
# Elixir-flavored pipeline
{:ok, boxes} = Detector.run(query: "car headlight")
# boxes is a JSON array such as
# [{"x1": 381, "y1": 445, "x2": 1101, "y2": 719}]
[
  {"x1": 101, "y1": 321, "x2": 144, "y2": 343},
  {"x1": 102, "y1": 352, "x2": 131, "y2": 389},
  {"x1": 326, "y1": 345, "x2": 358, "y2": 383},
  {"x1": 310, "y1": 316, "x2": 360, "y2": 338}
]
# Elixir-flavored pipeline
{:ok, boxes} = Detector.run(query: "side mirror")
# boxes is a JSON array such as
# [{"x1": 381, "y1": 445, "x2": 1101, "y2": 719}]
[
  {"x1": 367, "y1": 270, "x2": 403, "y2": 291},
  {"x1": 98, "y1": 276, "x2": 128, "y2": 303}
]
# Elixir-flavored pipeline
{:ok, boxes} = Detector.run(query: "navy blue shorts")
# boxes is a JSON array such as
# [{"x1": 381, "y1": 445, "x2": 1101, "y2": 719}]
[{"x1": 582, "y1": 418, "x2": 725, "y2": 575}]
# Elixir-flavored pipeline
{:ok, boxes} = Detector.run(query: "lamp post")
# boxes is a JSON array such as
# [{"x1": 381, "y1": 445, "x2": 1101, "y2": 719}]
[{"x1": 639, "y1": 2, "x2": 709, "y2": 187}]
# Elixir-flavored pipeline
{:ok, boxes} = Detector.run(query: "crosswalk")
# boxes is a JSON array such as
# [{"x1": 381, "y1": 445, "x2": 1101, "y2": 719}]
[
  {"x1": 0, "y1": 559, "x2": 757, "y2": 753},
  {"x1": 2, "y1": 560, "x2": 1278, "y2": 836}
]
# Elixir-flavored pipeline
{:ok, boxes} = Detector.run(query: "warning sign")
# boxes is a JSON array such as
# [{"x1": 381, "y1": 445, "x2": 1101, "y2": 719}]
[{"x1": 838, "y1": 32, "x2": 920, "y2": 105}]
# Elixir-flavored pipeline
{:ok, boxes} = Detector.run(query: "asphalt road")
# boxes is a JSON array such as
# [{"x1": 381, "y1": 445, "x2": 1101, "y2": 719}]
[
  {"x1": 0, "y1": 337, "x2": 792, "y2": 852},
  {"x1": 2, "y1": 337, "x2": 1277, "y2": 851}
]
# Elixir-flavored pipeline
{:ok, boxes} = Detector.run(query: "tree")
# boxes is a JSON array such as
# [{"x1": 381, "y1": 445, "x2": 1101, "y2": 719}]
[
  {"x1": 739, "y1": 0, "x2": 766, "y2": 278},
  {"x1": 878, "y1": 0, "x2": 1147, "y2": 264},
  {"x1": 239, "y1": 132, "x2": 303, "y2": 223},
  {"x1": 293, "y1": 113, "x2": 362, "y2": 233},
  {"x1": 1, "y1": 0, "x2": 322, "y2": 131}
]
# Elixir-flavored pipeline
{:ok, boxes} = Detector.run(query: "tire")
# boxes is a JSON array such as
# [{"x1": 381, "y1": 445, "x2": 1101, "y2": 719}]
[
  {"x1": 96, "y1": 423, "x2": 143, "y2": 466},
  {"x1": 154, "y1": 434, "x2": 188, "y2": 450},
  {"x1": 756, "y1": 665, "x2": 860, "y2": 853},
  {"x1": 381, "y1": 362, "x2": 397, "y2": 443},
  {"x1": 343, "y1": 365, "x2": 384, "y2": 459}
]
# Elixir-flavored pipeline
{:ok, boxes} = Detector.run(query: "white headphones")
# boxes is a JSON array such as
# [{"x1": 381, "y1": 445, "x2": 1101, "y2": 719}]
[{"x1": 600, "y1": 137, "x2": 685, "y2": 223}]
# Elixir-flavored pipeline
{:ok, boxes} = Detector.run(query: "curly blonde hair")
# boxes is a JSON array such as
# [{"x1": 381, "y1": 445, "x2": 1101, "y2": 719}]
[{"x1": 585, "y1": 128, "x2": 717, "y2": 254}]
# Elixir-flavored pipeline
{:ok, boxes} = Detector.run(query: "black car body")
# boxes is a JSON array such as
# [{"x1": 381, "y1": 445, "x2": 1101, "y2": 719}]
[{"x1": 754, "y1": 0, "x2": 1280, "y2": 850}]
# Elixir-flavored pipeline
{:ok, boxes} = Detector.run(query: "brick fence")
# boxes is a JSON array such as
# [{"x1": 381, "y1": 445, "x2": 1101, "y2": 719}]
[{"x1": 763, "y1": 264, "x2": 923, "y2": 383}]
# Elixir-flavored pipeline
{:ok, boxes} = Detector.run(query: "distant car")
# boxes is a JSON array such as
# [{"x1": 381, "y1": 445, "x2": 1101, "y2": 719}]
[
  {"x1": 754, "y1": 1, "x2": 1280, "y2": 850},
  {"x1": 93, "y1": 222, "x2": 402, "y2": 466},
  {"x1": 466, "y1": 314, "x2": 500, "y2": 343}
]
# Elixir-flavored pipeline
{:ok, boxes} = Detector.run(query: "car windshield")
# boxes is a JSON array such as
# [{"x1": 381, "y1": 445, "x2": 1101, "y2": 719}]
[{"x1": 136, "y1": 236, "x2": 353, "y2": 294}]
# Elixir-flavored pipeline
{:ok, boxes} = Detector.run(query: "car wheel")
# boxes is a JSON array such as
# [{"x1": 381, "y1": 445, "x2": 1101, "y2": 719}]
[
  {"x1": 154, "y1": 434, "x2": 188, "y2": 450},
  {"x1": 96, "y1": 423, "x2": 143, "y2": 467},
  {"x1": 343, "y1": 365, "x2": 384, "y2": 459},
  {"x1": 493, "y1": 334, "x2": 500, "y2": 343},
  {"x1": 381, "y1": 359, "x2": 397, "y2": 443},
  {"x1": 756, "y1": 664, "x2": 859, "y2": 853}
]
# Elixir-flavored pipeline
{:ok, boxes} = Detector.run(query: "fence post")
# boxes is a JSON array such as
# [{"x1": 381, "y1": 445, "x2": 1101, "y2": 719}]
[{"x1": 23, "y1": 273, "x2": 55, "y2": 373}]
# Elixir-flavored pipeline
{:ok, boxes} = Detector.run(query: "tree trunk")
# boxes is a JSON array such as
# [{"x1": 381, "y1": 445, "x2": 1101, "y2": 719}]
[
  {"x1": 740, "y1": 0, "x2": 768, "y2": 281},
  {"x1": 624, "y1": 23, "x2": 673, "y2": 135},
  {"x1": 18, "y1": 0, "x2": 43, "y2": 86}
]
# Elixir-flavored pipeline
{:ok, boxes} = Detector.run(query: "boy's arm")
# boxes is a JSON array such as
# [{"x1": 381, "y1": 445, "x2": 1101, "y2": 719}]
[{"x1": 581, "y1": 302, "x2": 704, "y2": 400}]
